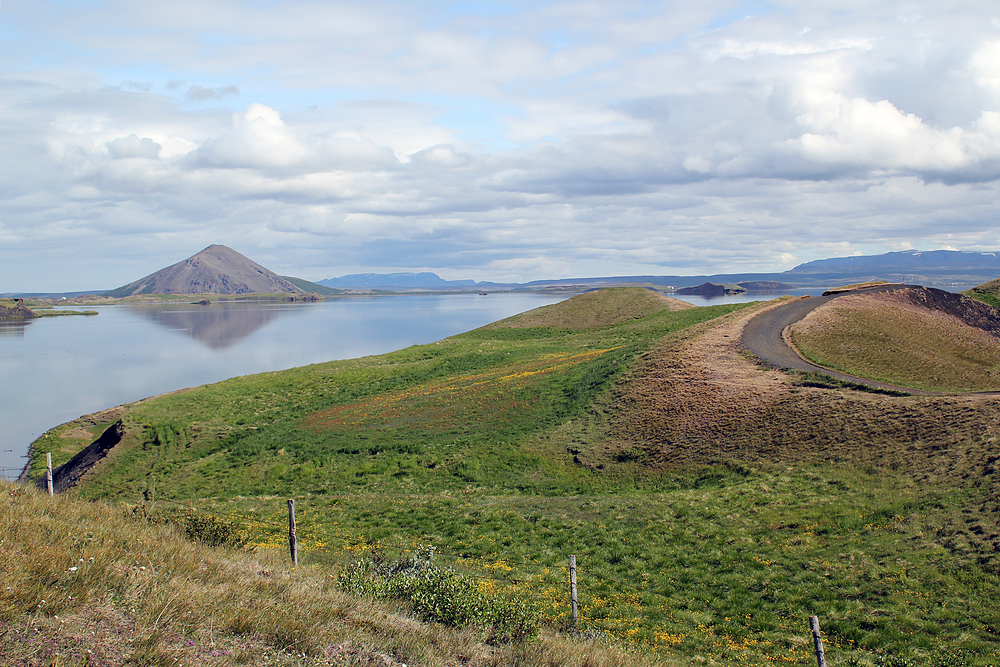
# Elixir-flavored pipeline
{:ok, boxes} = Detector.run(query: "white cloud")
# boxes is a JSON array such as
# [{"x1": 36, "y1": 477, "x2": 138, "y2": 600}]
[
  {"x1": 407, "y1": 145, "x2": 470, "y2": 168},
  {"x1": 703, "y1": 36, "x2": 875, "y2": 61},
  {"x1": 195, "y1": 103, "x2": 306, "y2": 168},
  {"x1": 6, "y1": 1, "x2": 1000, "y2": 291},
  {"x1": 185, "y1": 84, "x2": 240, "y2": 102},
  {"x1": 106, "y1": 134, "x2": 162, "y2": 159},
  {"x1": 970, "y1": 41, "x2": 1000, "y2": 90}
]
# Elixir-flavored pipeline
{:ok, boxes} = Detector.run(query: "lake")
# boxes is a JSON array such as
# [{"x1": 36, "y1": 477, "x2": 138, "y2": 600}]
[
  {"x1": 1, "y1": 283, "x2": 977, "y2": 477},
  {"x1": 0, "y1": 294, "x2": 574, "y2": 476}
]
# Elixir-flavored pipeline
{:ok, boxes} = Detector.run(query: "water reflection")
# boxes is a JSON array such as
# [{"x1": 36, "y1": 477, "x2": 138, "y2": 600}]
[
  {"x1": 0, "y1": 293, "x2": 569, "y2": 471},
  {"x1": 0, "y1": 319, "x2": 32, "y2": 337},
  {"x1": 125, "y1": 302, "x2": 305, "y2": 349}
]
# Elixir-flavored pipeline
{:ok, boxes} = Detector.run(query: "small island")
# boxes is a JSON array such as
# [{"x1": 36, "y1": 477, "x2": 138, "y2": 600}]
[{"x1": 0, "y1": 298, "x2": 98, "y2": 320}]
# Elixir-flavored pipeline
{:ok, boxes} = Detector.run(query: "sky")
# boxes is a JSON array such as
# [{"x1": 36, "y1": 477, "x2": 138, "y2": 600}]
[{"x1": 4, "y1": 1, "x2": 1000, "y2": 291}]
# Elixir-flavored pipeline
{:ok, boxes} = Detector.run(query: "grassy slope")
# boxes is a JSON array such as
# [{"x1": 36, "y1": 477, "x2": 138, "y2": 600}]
[
  {"x1": 280, "y1": 276, "x2": 344, "y2": 295},
  {"x1": 963, "y1": 277, "x2": 1000, "y2": 309},
  {"x1": 789, "y1": 292, "x2": 1000, "y2": 391},
  {"x1": 0, "y1": 481, "x2": 667, "y2": 667},
  {"x1": 24, "y1": 287, "x2": 1000, "y2": 665},
  {"x1": 484, "y1": 288, "x2": 693, "y2": 329}
]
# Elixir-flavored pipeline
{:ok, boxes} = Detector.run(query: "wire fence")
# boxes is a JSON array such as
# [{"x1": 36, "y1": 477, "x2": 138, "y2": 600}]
[
  {"x1": 0, "y1": 466, "x2": 24, "y2": 482},
  {"x1": 4, "y1": 469, "x2": 566, "y2": 582}
]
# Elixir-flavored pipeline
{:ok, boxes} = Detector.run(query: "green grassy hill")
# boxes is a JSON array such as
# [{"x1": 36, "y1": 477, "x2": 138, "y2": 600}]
[
  {"x1": 280, "y1": 275, "x2": 344, "y2": 295},
  {"x1": 963, "y1": 277, "x2": 1000, "y2": 309},
  {"x1": 484, "y1": 287, "x2": 693, "y2": 329},
  {"x1": 22, "y1": 287, "x2": 1000, "y2": 666}
]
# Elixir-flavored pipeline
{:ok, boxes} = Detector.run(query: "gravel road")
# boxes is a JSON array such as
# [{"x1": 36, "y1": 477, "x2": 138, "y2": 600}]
[{"x1": 739, "y1": 284, "x2": 938, "y2": 395}]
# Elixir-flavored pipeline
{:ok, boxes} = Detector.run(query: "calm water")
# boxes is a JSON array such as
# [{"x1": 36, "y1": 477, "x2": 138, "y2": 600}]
[
  {"x1": 0, "y1": 294, "x2": 568, "y2": 475},
  {"x1": 673, "y1": 283, "x2": 976, "y2": 306},
  {"x1": 1, "y1": 283, "x2": 978, "y2": 476}
]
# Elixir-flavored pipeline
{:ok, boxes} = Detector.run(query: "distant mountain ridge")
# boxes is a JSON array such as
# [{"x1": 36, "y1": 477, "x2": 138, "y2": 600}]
[
  {"x1": 512, "y1": 250, "x2": 1000, "y2": 290},
  {"x1": 788, "y1": 249, "x2": 1000, "y2": 274},
  {"x1": 318, "y1": 273, "x2": 477, "y2": 289},
  {"x1": 12, "y1": 247, "x2": 999, "y2": 298},
  {"x1": 319, "y1": 250, "x2": 1000, "y2": 291},
  {"x1": 106, "y1": 245, "x2": 305, "y2": 297}
]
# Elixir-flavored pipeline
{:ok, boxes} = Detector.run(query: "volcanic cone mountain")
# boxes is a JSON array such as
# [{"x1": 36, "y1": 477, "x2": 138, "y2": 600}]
[{"x1": 106, "y1": 245, "x2": 303, "y2": 297}]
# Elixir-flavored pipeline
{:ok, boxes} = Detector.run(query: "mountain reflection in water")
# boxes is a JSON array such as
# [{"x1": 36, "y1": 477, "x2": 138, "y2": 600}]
[
  {"x1": 126, "y1": 301, "x2": 303, "y2": 349},
  {"x1": 0, "y1": 293, "x2": 571, "y2": 473},
  {"x1": 0, "y1": 320, "x2": 32, "y2": 337}
]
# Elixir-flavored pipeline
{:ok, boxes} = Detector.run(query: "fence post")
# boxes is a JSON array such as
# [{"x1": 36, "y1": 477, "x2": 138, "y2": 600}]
[
  {"x1": 569, "y1": 554, "x2": 578, "y2": 628},
  {"x1": 46, "y1": 453, "x2": 54, "y2": 496},
  {"x1": 809, "y1": 616, "x2": 828, "y2": 667},
  {"x1": 288, "y1": 499, "x2": 298, "y2": 566}
]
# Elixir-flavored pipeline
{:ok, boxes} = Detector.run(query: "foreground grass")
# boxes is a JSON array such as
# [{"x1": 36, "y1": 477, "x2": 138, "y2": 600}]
[
  {"x1": 26, "y1": 289, "x2": 1000, "y2": 665},
  {"x1": 0, "y1": 481, "x2": 671, "y2": 667},
  {"x1": 171, "y1": 463, "x2": 999, "y2": 667}
]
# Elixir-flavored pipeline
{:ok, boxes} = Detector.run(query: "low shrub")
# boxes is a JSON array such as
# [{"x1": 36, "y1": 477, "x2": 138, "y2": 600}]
[
  {"x1": 130, "y1": 504, "x2": 253, "y2": 550},
  {"x1": 174, "y1": 509, "x2": 252, "y2": 549},
  {"x1": 338, "y1": 546, "x2": 538, "y2": 644}
]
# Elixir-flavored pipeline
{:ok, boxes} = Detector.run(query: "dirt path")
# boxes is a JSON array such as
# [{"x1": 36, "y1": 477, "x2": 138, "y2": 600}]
[{"x1": 739, "y1": 284, "x2": 945, "y2": 395}]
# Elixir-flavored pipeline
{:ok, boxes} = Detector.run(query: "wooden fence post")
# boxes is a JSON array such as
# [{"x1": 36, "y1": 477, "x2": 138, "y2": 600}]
[
  {"x1": 809, "y1": 616, "x2": 828, "y2": 667},
  {"x1": 45, "y1": 453, "x2": 53, "y2": 496},
  {"x1": 569, "y1": 555, "x2": 578, "y2": 628},
  {"x1": 288, "y1": 499, "x2": 298, "y2": 566}
]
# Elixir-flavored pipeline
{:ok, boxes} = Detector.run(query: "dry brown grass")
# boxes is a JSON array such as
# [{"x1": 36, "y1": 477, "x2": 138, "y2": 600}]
[
  {"x1": 790, "y1": 291, "x2": 1000, "y2": 391},
  {"x1": 820, "y1": 281, "x2": 895, "y2": 294},
  {"x1": 583, "y1": 299, "x2": 1000, "y2": 481},
  {"x1": 484, "y1": 288, "x2": 693, "y2": 330},
  {"x1": 0, "y1": 482, "x2": 674, "y2": 667}
]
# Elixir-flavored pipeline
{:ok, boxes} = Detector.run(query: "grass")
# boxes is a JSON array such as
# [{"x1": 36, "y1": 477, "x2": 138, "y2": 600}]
[
  {"x1": 30, "y1": 409, "x2": 126, "y2": 473},
  {"x1": 963, "y1": 278, "x2": 1000, "y2": 309},
  {"x1": 33, "y1": 309, "x2": 99, "y2": 317},
  {"x1": 789, "y1": 292, "x2": 1000, "y2": 391},
  {"x1": 484, "y1": 288, "x2": 693, "y2": 329},
  {"x1": 21, "y1": 287, "x2": 1000, "y2": 665},
  {"x1": 40, "y1": 291, "x2": 740, "y2": 501},
  {"x1": 0, "y1": 481, "x2": 670, "y2": 667},
  {"x1": 176, "y1": 467, "x2": 1000, "y2": 665}
]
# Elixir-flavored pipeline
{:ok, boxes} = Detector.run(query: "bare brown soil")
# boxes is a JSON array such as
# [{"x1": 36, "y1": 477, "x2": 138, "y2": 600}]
[
  {"x1": 821, "y1": 281, "x2": 895, "y2": 294},
  {"x1": 599, "y1": 300, "x2": 1000, "y2": 483},
  {"x1": 485, "y1": 287, "x2": 693, "y2": 330},
  {"x1": 0, "y1": 303, "x2": 35, "y2": 319}
]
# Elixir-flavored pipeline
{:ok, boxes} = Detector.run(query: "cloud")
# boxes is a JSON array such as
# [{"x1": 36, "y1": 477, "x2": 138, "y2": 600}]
[
  {"x1": 185, "y1": 84, "x2": 240, "y2": 102},
  {"x1": 106, "y1": 134, "x2": 162, "y2": 159},
  {"x1": 6, "y1": 1, "x2": 1000, "y2": 292},
  {"x1": 970, "y1": 41, "x2": 1000, "y2": 92},
  {"x1": 194, "y1": 103, "x2": 305, "y2": 168},
  {"x1": 786, "y1": 94, "x2": 1000, "y2": 179},
  {"x1": 317, "y1": 136, "x2": 398, "y2": 170},
  {"x1": 407, "y1": 145, "x2": 470, "y2": 168}
]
